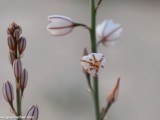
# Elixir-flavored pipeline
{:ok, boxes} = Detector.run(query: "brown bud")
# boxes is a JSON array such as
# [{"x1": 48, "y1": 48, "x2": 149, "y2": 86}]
[
  {"x1": 8, "y1": 35, "x2": 16, "y2": 51},
  {"x1": 26, "y1": 105, "x2": 39, "y2": 120},
  {"x1": 20, "y1": 68, "x2": 28, "y2": 96},
  {"x1": 18, "y1": 37, "x2": 26, "y2": 54},
  {"x1": 83, "y1": 48, "x2": 88, "y2": 56},
  {"x1": 82, "y1": 48, "x2": 89, "y2": 74},
  {"x1": 13, "y1": 29, "x2": 21, "y2": 41},
  {"x1": 2, "y1": 81, "x2": 14, "y2": 103},
  {"x1": 107, "y1": 78, "x2": 120, "y2": 104},
  {"x1": 13, "y1": 59, "x2": 22, "y2": 80},
  {"x1": 9, "y1": 51, "x2": 15, "y2": 65},
  {"x1": 7, "y1": 22, "x2": 17, "y2": 35}
]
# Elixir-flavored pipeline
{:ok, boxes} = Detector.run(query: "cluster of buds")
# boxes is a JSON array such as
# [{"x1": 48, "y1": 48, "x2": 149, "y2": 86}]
[
  {"x1": 7, "y1": 22, "x2": 26, "y2": 61},
  {"x1": 2, "y1": 22, "x2": 39, "y2": 120}
]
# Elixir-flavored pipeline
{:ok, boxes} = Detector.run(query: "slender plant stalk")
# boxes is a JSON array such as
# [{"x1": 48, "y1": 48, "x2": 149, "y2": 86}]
[
  {"x1": 16, "y1": 87, "x2": 21, "y2": 120},
  {"x1": 15, "y1": 48, "x2": 22, "y2": 120},
  {"x1": 101, "y1": 103, "x2": 111, "y2": 120},
  {"x1": 90, "y1": 0, "x2": 100, "y2": 120}
]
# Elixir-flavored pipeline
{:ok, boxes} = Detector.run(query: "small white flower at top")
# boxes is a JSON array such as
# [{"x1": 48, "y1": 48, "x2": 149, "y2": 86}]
[
  {"x1": 96, "y1": 19, "x2": 123, "y2": 46},
  {"x1": 47, "y1": 15, "x2": 75, "y2": 36},
  {"x1": 80, "y1": 53, "x2": 106, "y2": 76}
]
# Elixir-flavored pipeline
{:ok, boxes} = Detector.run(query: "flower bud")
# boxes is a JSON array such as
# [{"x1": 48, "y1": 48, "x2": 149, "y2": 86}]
[
  {"x1": 20, "y1": 68, "x2": 28, "y2": 96},
  {"x1": 18, "y1": 37, "x2": 26, "y2": 54},
  {"x1": 26, "y1": 105, "x2": 39, "y2": 120},
  {"x1": 13, "y1": 59, "x2": 22, "y2": 80},
  {"x1": 80, "y1": 53, "x2": 106, "y2": 76},
  {"x1": 96, "y1": 20, "x2": 123, "y2": 45},
  {"x1": 2, "y1": 81, "x2": 14, "y2": 103},
  {"x1": 82, "y1": 48, "x2": 89, "y2": 74},
  {"x1": 13, "y1": 29, "x2": 21, "y2": 41},
  {"x1": 9, "y1": 51, "x2": 15, "y2": 65},
  {"x1": 47, "y1": 15, "x2": 74, "y2": 36},
  {"x1": 7, "y1": 22, "x2": 17, "y2": 35},
  {"x1": 8, "y1": 35, "x2": 16, "y2": 51},
  {"x1": 107, "y1": 78, "x2": 120, "y2": 104}
]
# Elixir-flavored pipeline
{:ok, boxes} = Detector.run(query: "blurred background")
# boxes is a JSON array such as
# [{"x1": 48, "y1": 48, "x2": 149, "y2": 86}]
[{"x1": 0, "y1": 0, "x2": 160, "y2": 120}]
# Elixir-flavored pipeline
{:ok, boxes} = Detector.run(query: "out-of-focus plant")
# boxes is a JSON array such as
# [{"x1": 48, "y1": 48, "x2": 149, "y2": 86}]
[
  {"x1": 47, "y1": 0, "x2": 123, "y2": 120},
  {"x1": 3, "y1": 22, "x2": 39, "y2": 120}
]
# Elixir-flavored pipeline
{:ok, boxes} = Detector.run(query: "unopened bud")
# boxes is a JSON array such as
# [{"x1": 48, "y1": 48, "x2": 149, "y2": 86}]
[
  {"x1": 13, "y1": 29, "x2": 21, "y2": 41},
  {"x1": 107, "y1": 78, "x2": 120, "y2": 104},
  {"x1": 2, "y1": 81, "x2": 14, "y2": 103},
  {"x1": 83, "y1": 48, "x2": 88, "y2": 56},
  {"x1": 26, "y1": 105, "x2": 39, "y2": 120},
  {"x1": 47, "y1": 15, "x2": 74, "y2": 36},
  {"x1": 82, "y1": 48, "x2": 89, "y2": 74},
  {"x1": 18, "y1": 37, "x2": 26, "y2": 54},
  {"x1": 96, "y1": 20, "x2": 123, "y2": 46},
  {"x1": 9, "y1": 52, "x2": 15, "y2": 65},
  {"x1": 20, "y1": 68, "x2": 28, "y2": 96},
  {"x1": 13, "y1": 59, "x2": 22, "y2": 80},
  {"x1": 7, "y1": 22, "x2": 17, "y2": 35},
  {"x1": 8, "y1": 35, "x2": 16, "y2": 51}
]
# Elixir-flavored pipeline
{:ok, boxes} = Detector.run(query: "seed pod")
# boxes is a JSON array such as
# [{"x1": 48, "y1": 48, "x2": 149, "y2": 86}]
[
  {"x1": 26, "y1": 105, "x2": 39, "y2": 120},
  {"x1": 8, "y1": 35, "x2": 16, "y2": 51},
  {"x1": 47, "y1": 15, "x2": 74, "y2": 36},
  {"x1": 9, "y1": 51, "x2": 15, "y2": 65},
  {"x1": 2, "y1": 81, "x2": 14, "y2": 103},
  {"x1": 18, "y1": 37, "x2": 26, "y2": 55},
  {"x1": 20, "y1": 68, "x2": 28, "y2": 96},
  {"x1": 13, "y1": 59, "x2": 22, "y2": 80}
]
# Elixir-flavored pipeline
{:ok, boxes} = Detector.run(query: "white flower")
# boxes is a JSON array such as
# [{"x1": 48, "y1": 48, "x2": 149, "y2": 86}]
[
  {"x1": 47, "y1": 15, "x2": 74, "y2": 36},
  {"x1": 96, "y1": 19, "x2": 123, "y2": 45},
  {"x1": 80, "y1": 53, "x2": 106, "y2": 76}
]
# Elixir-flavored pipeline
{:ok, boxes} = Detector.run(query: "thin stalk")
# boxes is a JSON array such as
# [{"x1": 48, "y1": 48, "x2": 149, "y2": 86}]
[
  {"x1": 90, "y1": 0, "x2": 100, "y2": 120},
  {"x1": 74, "y1": 23, "x2": 91, "y2": 30},
  {"x1": 101, "y1": 103, "x2": 111, "y2": 120},
  {"x1": 16, "y1": 87, "x2": 21, "y2": 120},
  {"x1": 14, "y1": 48, "x2": 22, "y2": 120}
]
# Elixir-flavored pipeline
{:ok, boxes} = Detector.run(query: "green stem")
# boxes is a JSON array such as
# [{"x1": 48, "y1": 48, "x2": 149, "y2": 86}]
[
  {"x1": 93, "y1": 76, "x2": 100, "y2": 120},
  {"x1": 74, "y1": 23, "x2": 91, "y2": 30},
  {"x1": 90, "y1": 0, "x2": 97, "y2": 53},
  {"x1": 90, "y1": 0, "x2": 100, "y2": 120},
  {"x1": 16, "y1": 87, "x2": 21, "y2": 120},
  {"x1": 14, "y1": 49, "x2": 22, "y2": 120}
]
